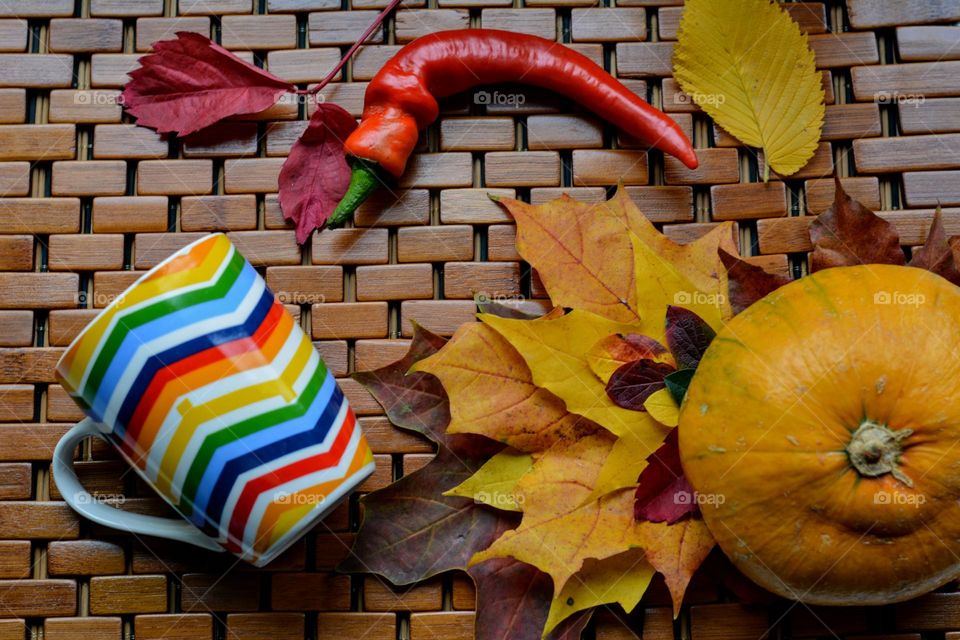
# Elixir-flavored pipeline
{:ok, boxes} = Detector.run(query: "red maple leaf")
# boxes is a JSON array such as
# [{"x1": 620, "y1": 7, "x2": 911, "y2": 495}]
[
  {"x1": 279, "y1": 103, "x2": 359, "y2": 243},
  {"x1": 121, "y1": 32, "x2": 295, "y2": 136}
]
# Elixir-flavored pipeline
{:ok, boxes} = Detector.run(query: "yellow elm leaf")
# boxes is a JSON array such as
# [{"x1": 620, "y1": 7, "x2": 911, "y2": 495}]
[
  {"x1": 470, "y1": 488, "x2": 642, "y2": 596},
  {"x1": 411, "y1": 321, "x2": 597, "y2": 452},
  {"x1": 496, "y1": 194, "x2": 642, "y2": 324},
  {"x1": 543, "y1": 549, "x2": 654, "y2": 637},
  {"x1": 480, "y1": 310, "x2": 665, "y2": 442},
  {"x1": 444, "y1": 449, "x2": 534, "y2": 512},
  {"x1": 631, "y1": 233, "x2": 725, "y2": 339},
  {"x1": 644, "y1": 388, "x2": 680, "y2": 427},
  {"x1": 637, "y1": 518, "x2": 716, "y2": 616},
  {"x1": 673, "y1": 0, "x2": 825, "y2": 179}
]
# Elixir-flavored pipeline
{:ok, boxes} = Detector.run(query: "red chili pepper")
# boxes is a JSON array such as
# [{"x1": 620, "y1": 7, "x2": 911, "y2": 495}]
[{"x1": 331, "y1": 28, "x2": 698, "y2": 225}]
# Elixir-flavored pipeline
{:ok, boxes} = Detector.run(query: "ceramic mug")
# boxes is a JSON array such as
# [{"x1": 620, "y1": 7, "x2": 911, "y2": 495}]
[{"x1": 52, "y1": 233, "x2": 375, "y2": 567}]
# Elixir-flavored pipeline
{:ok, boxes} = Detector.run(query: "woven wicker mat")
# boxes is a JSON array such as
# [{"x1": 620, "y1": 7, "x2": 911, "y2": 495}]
[{"x1": 0, "y1": 0, "x2": 957, "y2": 638}]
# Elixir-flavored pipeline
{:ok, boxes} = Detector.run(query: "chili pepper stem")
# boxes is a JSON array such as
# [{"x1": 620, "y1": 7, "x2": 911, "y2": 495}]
[{"x1": 328, "y1": 159, "x2": 383, "y2": 228}]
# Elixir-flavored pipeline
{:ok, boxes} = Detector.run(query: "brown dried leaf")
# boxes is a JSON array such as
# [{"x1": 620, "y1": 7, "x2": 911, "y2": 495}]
[
  {"x1": 469, "y1": 558, "x2": 592, "y2": 640},
  {"x1": 343, "y1": 325, "x2": 513, "y2": 583},
  {"x1": 338, "y1": 442, "x2": 517, "y2": 584},
  {"x1": 637, "y1": 517, "x2": 715, "y2": 616},
  {"x1": 809, "y1": 177, "x2": 904, "y2": 271},
  {"x1": 910, "y1": 207, "x2": 960, "y2": 285},
  {"x1": 719, "y1": 249, "x2": 791, "y2": 314},
  {"x1": 351, "y1": 322, "x2": 449, "y2": 444}
]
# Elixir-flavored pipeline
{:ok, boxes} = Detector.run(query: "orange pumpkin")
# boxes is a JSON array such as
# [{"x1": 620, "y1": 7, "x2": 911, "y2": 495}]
[{"x1": 679, "y1": 264, "x2": 960, "y2": 605}]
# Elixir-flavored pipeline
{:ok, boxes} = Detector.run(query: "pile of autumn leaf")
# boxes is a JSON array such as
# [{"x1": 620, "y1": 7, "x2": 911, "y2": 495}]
[
  {"x1": 340, "y1": 182, "x2": 958, "y2": 640},
  {"x1": 339, "y1": 187, "x2": 733, "y2": 638}
]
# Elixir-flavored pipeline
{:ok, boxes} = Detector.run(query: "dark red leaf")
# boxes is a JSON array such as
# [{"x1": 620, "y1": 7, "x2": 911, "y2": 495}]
[
  {"x1": 279, "y1": 103, "x2": 359, "y2": 244},
  {"x1": 121, "y1": 32, "x2": 294, "y2": 136},
  {"x1": 634, "y1": 429, "x2": 698, "y2": 524},
  {"x1": 719, "y1": 249, "x2": 791, "y2": 314},
  {"x1": 468, "y1": 559, "x2": 593, "y2": 640},
  {"x1": 352, "y1": 322, "x2": 449, "y2": 444},
  {"x1": 549, "y1": 611, "x2": 592, "y2": 640},
  {"x1": 606, "y1": 359, "x2": 676, "y2": 411},
  {"x1": 809, "y1": 177, "x2": 905, "y2": 271},
  {"x1": 664, "y1": 306, "x2": 715, "y2": 370},
  {"x1": 910, "y1": 207, "x2": 960, "y2": 285}
]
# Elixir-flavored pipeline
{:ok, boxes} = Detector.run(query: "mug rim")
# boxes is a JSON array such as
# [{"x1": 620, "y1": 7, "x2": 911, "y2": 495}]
[{"x1": 56, "y1": 232, "x2": 229, "y2": 389}]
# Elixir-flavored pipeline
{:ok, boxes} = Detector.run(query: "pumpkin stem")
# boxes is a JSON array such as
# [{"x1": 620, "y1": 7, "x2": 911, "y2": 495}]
[{"x1": 846, "y1": 421, "x2": 914, "y2": 487}]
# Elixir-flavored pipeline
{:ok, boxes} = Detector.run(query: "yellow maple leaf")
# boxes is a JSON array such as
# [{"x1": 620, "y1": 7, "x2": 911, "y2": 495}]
[
  {"x1": 673, "y1": 0, "x2": 825, "y2": 180},
  {"x1": 466, "y1": 433, "x2": 658, "y2": 634},
  {"x1": 444, "y1": 449, "x2": 533, "y2": 512},
  {"x1": 499, "y1": 188, "x2": 736, "y2": 329},
  {"x1": 543, "y1": 549, "x2": 654, "y2": 637},
  {"x1": 412, "y1": 321, "x2": 598, "y2": 452},
  {"x1": 470, "y1": 487, "x2": 643, "y2": 596},
  {"x1": 652, "y1": 222, "x2": 738, "y2": 323},
  {"x1": 586, "y1": 428, "x2": 664, "y2": 503},
  {"x1": 513, "y1": 431, "x2": 615, "y2": 521},
  {"x1": 637, "y1": 518, "x2": 715, "y2": 616},
  {"x1": 631, "y1": 232, "x2": 726, "y2": 340},
  {"x1": 470, "y1": 433, "x2": 617, "y2": 583},
  {"x1": 496, "y1": 193, "x2": 643, "y2": 324},
  {"x1": 587, "y1": 391, "x2": 682, "y2": 503},
  {"x1": 601, "y1": 189, "x2": 737, "y2": 315},
  {"x1": 480, "y1": 310, "x2": 659, "y2": 441}
]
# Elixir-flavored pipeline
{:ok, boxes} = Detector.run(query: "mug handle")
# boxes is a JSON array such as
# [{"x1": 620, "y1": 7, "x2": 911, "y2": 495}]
[{"x1": 52, "y1": 418, "x2": 222, "y2": 552}]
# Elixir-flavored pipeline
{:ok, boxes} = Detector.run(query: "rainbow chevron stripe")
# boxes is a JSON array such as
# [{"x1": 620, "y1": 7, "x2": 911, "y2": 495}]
[{"x1": 56, "y1": 234, "x2": 374, "y2": 566}]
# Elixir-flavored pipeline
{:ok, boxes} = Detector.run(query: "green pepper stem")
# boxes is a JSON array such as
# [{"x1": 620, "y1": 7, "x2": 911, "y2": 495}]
[{"x1": 329, "y1": 159, "x2": 383, "y2": 228}]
